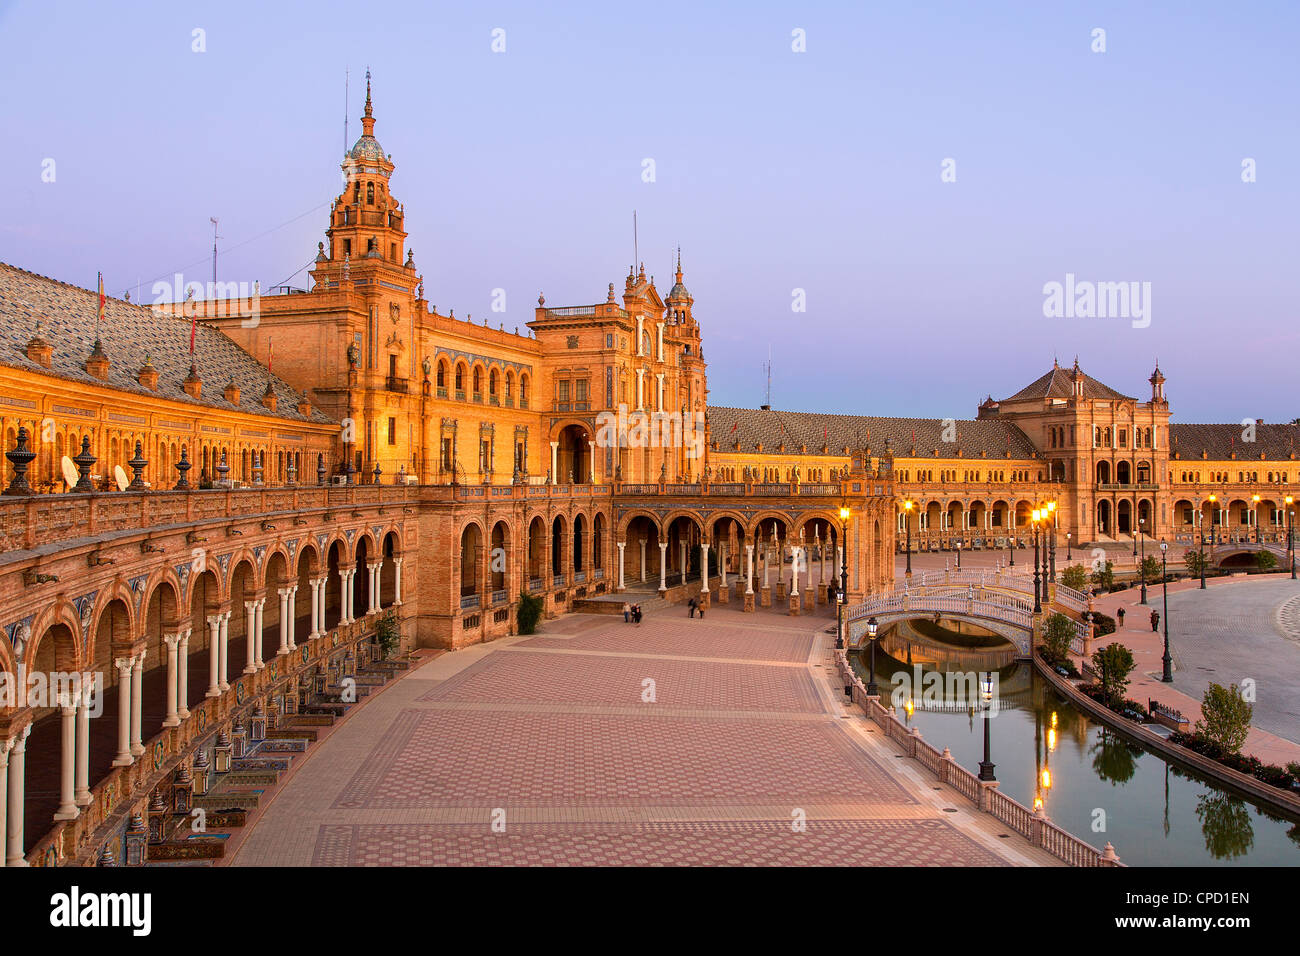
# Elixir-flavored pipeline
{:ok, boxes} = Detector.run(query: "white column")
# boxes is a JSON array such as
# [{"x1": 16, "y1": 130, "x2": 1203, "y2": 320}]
[
  {"x1": 549, "y1": 441, "x2": 559, "y2": 480},
  {"x1": 177, "y1": 629, "x2": 191, "y2": 719},
  {"x1": 74, "y1": 680, "x2": 93, "y2": 806},
  {"x1": 6, "y1": 726, "x2": 32, "y2": 867},
  {"x1": 113, "y1": 658, "x2": 133, "y2": 765},
  {"x1": 656, "y1": 320, "x2": 665, "y2": 361},
  {"x1": 658, "y1": 542, "x2": 668, "y2": 591},
  {"x1": 340, "y1": 567, "x2": 353, "y2": 624},
  {"x1": 617, "y1": 541, "x2": 626, "y2": 590},
  {"x1": 394, "y1": 558, "x2": 404, "y2": 605},
  {"x1": 254, "y1": 598, "x2": 266, "y2": 669},
  {"x1": 206, "y1": 615, "x2": 221, "y2": 697},
  {"x1": 0, "y1": 739, "x2": 8, "y2": 867},
  {"x1": 54, "y1": 693, "x2": 79, "y2": 820},
  {"x1": 278, "y1": 588, "x2": 292, "y2": 655},
  {"x1": 777, "y1": 537, "x2": 784, "y2": 585},
  {"x1": 791, "y1": 548, "x2": 801, "y2": 597},
  {"x1": 317, "y1": 576, "x2": 329, "y2": 633},
  {"x1": 720, "y1": 544, "x2": 728, "y2": 587},
  {"x1": 762, "y1": 539, "x2": 771, "y2": 588},
  {"x1": 635, "y1": 370, "x2": 645, "y2": 411},
  {"x1": 635, "y1": 314, "x2": 644, "y2": 355},
  {"x1": 655, "y1": 373, "x2": 665, "y2": 411},
  {"x1": 130, "y1": 652, "x2": 145, "y2": 757},
  {"x1": 244, "y1": 600, "x2": 258, "y2": 674},
  {"x1": 745, "y1": 544, "x2": 754, "y2": 594},
  {"x1": 218, "y1": 611, "x2": 230, "y2": 691},
  {"x1": 639, "y1": 538, "x2": 647, "y2": 583},
  {"x1": 680, "y1": 540, "x2": 687, "y2": 588},
  {"x1": 369, "y1": 563, "x2": 382, "y2": 613},
  {"x1": 163, "y1": 633, "x2": 181, "y2": 727},
  {"x1": 286, "y1": 587, "x2": 298, "y2": 649},
  {"x1": 700, "y1": 542, "x2": 710, "y2": 592},
  {"x1": 309, "y1": 579, "x2": 321, "y2": 639}
]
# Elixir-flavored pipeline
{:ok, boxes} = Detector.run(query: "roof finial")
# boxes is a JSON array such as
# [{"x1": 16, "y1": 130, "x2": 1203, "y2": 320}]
[{"x1": 365, "y1": 68, "x2": 372, "y2": 116}]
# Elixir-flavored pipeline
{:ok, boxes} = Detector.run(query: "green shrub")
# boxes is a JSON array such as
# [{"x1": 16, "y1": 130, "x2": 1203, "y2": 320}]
[
  {"x1": 1184, "y1": 548, "x2": 1208, "y2": 577},
  {"x1": 1061, "y1": 564, "x2": 1089, "y2": 591},
  {"x1": 1089, "y1": 611, "x2": 1116, "y2": 637},
  {"x1": 374, "y1": 610, "x2": 401, "y2": 659},
  {"x1": 1090, "y1": 560, "x2": 1115, "y2": 591},
  {"x1": 517, "y1": 591, "x2": 544, "y2": 635},
  {"x1": 1257, "y1": 550, "x2": 1278, "y2": 571},
  {"x1": 1196, "y1": 683, "x2": 1253, "y2": 756},
  {"x1": 1138, "y1": 555, "x2": 1162, "y2": 583},
  {"x1": 1041, "y1": 612, "x2": 1076, "y2": 665},
  {"x1": 1091, "y1": 642, "x2": 1135, "y2": 708}
]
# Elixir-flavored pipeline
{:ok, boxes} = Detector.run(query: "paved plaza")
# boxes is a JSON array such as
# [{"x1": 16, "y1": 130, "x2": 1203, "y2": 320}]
[{"x1": 230, "y1": 605, "x2": 1055, "y2": 866}]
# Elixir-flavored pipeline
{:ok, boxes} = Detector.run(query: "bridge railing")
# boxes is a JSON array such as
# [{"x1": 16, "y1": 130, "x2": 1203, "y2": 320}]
[{"x1": 834, "y1": 650, "x2": 1121, "y2": 867}]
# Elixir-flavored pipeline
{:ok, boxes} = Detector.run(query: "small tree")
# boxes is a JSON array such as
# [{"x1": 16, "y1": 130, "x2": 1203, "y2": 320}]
[
  {"x1": 374, "y1": 610, "x2": 401, "y2": 659},
  {"x1": 1184, "y1": 548, "x2": 1208, "y2": 578},
  {"x1": 1196, "y1": 682, "x2": 1253, "y2": 755},
  {"x1": 1042, "y1": 612, "x2": 1076, "y2": 665},
  {"x1": 517, "y1": 591, "x2": 544, "y2": 635},
  {"x1": 1061, "y1": 563, "x2": 1089, "y2": 591},
  {"x1": 1090, "y1": 560, "x2": 1115, "y2": 591},
  {"x1": 1257, "y1": 550, "x2": 1278, "y2": 571},
  {"x1": 1138, "y1": 555, "x2": 1162, "y2": 584},
  {"x1": 1091, "y1": 642, "x2": 1135, "y2": 708}
]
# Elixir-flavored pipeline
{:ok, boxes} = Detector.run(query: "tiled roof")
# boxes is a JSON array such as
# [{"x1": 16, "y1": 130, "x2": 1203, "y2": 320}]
[
  {"x1": 1170, "y1": 423, "x2": 1300, "y2": 461},
  {"x1": 0, "y1": 262, "x2": 333, "y2": 424},
  {"x1": 707, "y1": 406, "x2": 1038, "y2": 459},
  {"x1": 1000, "y1": 363, "x2": 1134, "y2": 403}
]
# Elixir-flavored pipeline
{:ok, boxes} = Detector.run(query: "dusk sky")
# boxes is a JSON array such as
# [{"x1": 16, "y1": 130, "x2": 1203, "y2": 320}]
[{"x1": 2, "y1": 0, "x2": 1296, "y2": 422}]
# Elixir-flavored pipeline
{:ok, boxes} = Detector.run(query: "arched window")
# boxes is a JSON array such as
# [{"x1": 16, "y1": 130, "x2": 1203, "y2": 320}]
[
  {"x1": 436, "y1": 361, "x2": 446, "y2": 388},
  {"x1": 366, "y1": 182, "x2": 374, "y2": 204},
  {"x1": 455, "y1": 365, "x2": 464, "y2": 391},
  {"x1": 520, "y1": 374, "x2": 530, "y2": 405},
  {"x1": 472, "y1": 367, "x2": 482, "y2": 394},
  {"x1": 489, "y1": 369, "x2": 498, "y2": 395}
]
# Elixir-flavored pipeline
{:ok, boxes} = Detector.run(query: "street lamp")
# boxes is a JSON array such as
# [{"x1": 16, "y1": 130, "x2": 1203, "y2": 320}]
[
  {"x1": 903, "y1": 499, "x2": 913, "y2": 580},
  {"x1": 1066, "y1": 531, "x2": 1072, "y2": 561},
  {"x1": 978, "y1": 672, "x2": 996, "y2": 782},
  {"x1": 1031, "y1": 508, "x2": 1042, "y2": 613},
  {"x1": 837, "y1": 504, "x2": 850, "y2": 649},
  {"x1": 1139, "y1": 516, "x2": 1147, "y2": 605},
  {"x1": 1047, "y1": 500, "x2": 1057, "y2": 583},
  {"x1": 956, "y1": 540, "x2": 962, "y2": 570},
  {"x1": 1208, "y1": 493, "x2": 1218, "y2": 584},
  {"x1": 866, "y1": 615, "x2": 879, "y2": 697},
  {"x1": 1288, "y1": 496, "x2": 1296, "y2": 581},
  {"x1": 1198, "y1": 501, "x2": 1207, "y2": 590},
  {"x1": 1252, "y1": 494, "x2": 1261, "y2": 544},
  {"x1": 1160, "y1": 539, "x2": 1172, "y2": 682}
]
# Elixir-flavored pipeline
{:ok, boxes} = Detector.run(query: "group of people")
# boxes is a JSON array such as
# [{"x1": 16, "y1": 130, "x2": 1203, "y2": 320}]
[
  {"x1": 621, "y1": 602, "x2": 643, "y2": 624},
  {"x1": 687, "y1": 597, "x2": 705, "y2": 618}
]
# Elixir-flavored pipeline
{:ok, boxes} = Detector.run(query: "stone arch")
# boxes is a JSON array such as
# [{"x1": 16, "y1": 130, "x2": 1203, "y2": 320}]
[
  {"x1": 616, "y1": 509, "x2": 662, "y2": 539},
  {"x1": 460, "y1": 522, "x2": 484, "y2": 598}
]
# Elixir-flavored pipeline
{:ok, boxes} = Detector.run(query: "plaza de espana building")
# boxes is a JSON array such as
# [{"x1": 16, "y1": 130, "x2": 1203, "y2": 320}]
[{"x1": 0, "y1": 79, "x2": 1295, "y2": 868}]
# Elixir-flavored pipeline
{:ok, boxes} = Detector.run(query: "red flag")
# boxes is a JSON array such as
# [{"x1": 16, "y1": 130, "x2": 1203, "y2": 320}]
[
  {"x1": 911, "y1": 426, "x2": 916, "y2": 441},
  {"x1": 97, "y1": 272, "x2": 105, "y2": 324},
  {"x1": 730, "y1": 421, "x2": 737, "y2": 434},
  {"x1": 823, "y1": 425, "x2": 828, "y2": 440}
]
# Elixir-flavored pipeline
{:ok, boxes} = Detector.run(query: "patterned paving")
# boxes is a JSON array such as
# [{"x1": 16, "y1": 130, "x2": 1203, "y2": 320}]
[
  {"x1": 311, "y1": 819, "x2": 1007, "y2": 866},
  {"x1": 231, "y1": 606, "x2": 1050, "y2": 866},
  {"x1": 418, "y1": 649, "x2": 823, "y2": 712}
]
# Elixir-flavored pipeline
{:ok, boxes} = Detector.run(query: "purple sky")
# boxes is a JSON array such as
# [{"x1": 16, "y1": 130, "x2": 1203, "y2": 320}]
[{"x1": 2, "y1": 0, "x2": 1296, "y2": 422}]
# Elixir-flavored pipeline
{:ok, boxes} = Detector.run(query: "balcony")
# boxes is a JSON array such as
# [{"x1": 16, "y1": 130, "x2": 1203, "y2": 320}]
[
  {"x1": 1098, "y1": 482, "x2": 1158, "y2": 491},
  {"x1": 385, "y1": 375, "x2": 409, "y2": 393}
]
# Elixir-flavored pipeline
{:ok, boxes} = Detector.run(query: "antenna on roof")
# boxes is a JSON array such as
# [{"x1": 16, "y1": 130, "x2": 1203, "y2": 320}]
[
  {"x1": 761, "y1": 345, "x2": 772, "y2": 410},
  {"x1": 344, "y1": 68, "x2": 349, "y2": 156},
  {"x1": 633, "y1": 210, "x2": 638, "y2": 276},
  {"x1": 209, "y1": 217, "x2": 220, "y2": 285}
]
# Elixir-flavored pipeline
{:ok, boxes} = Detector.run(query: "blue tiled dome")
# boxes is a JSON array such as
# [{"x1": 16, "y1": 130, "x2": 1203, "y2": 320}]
[{"x1": 349, "y1": 134, "x2": 385, "y2": 162}]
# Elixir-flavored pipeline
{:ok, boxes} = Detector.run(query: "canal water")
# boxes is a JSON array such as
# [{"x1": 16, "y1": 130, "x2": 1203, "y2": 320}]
[{"x1": 849, "y1": 630, "x2": 1300, "y2": 866}]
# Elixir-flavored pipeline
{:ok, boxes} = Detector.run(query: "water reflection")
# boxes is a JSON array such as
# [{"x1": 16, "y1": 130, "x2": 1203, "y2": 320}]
[{"x1": 849, "y1": 625, "x2": 1300, "y2": 866}]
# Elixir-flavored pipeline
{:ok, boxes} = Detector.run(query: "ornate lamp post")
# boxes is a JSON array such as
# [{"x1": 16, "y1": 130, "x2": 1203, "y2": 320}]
[
  {"x1": 1208, "y1": 493, "x2": 1218, "y2": 582},
  {"x1": 1066, "y1": 531, "x2": 1072, "y2": 561},
  {"x1": 956, "y1": 540, "x2": 962, "y2": 570},
  {"x1": 903, "y1": 499, "x2": 913, "y2": 580},
  {"x1": 837, "y1": 504, "x2": 850, "y2": 649},
  {"x1": 1252, "y1": 494, "x2": 1261, "y2": 544},
  {"x1": 978, "y1": 672, "x2": 996, "y2": 782},
  {"x1": 1160, "y1": 539, "x2": 1173, "y2": 682},
  {"x1": 1198, "y1": 505, "x2": 1207, "y2": 590},
  {"x1": 1139, "y1": 517, "x2": 1148, "y2": 605},
  {"x1": 1047, "y1": 500, "x2": 1057, "y2": 582},
  {"x1": 865, "y1": 616, "x2": 879, "y2": 697},
  {"x1": 1031, "y1": 508, "x2": 1042, "y2": 613},
  {"x1": 1288, "y1": 496, "x2": 1296, "y2": 581}
]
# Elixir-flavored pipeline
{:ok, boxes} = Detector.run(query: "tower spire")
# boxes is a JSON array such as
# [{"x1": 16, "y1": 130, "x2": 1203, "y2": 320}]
[{"x1": 362, "y1": 68, "x2": 375, "y2": 136}]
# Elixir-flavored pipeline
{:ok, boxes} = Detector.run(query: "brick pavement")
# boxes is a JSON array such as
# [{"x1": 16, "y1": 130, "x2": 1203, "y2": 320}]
[{"x1": 229, "y1": 604, "x2": 1057, "y2": 866}]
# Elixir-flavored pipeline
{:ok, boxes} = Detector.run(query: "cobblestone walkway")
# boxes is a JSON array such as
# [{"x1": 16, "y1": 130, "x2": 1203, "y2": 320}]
[{"x1": 230, "y1": 606, "x2": 1054, "y2": 866}]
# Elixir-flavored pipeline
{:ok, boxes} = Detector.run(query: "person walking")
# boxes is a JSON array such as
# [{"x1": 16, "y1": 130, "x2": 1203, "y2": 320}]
[
  {"x1": 688, "y1": 597, "x2": 698, "y2": 618},
  {"x1": 622, "y1": 601, "x2": 631, "y2": 624},
  {"x1": 1150, "y1": 609, "x2": 1160, "y2": 632},
  {"x1": 634, "y1": 604, "x2": 642, "y2": 625},
  {"x1": 1116, "y1": 607, "x2": 1125, "y2": 628}
]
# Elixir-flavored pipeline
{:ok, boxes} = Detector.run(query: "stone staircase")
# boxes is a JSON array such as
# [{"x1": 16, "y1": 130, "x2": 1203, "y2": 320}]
[{"x1": 143, "y1": 654, "x2": 414, "y2": 865}]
